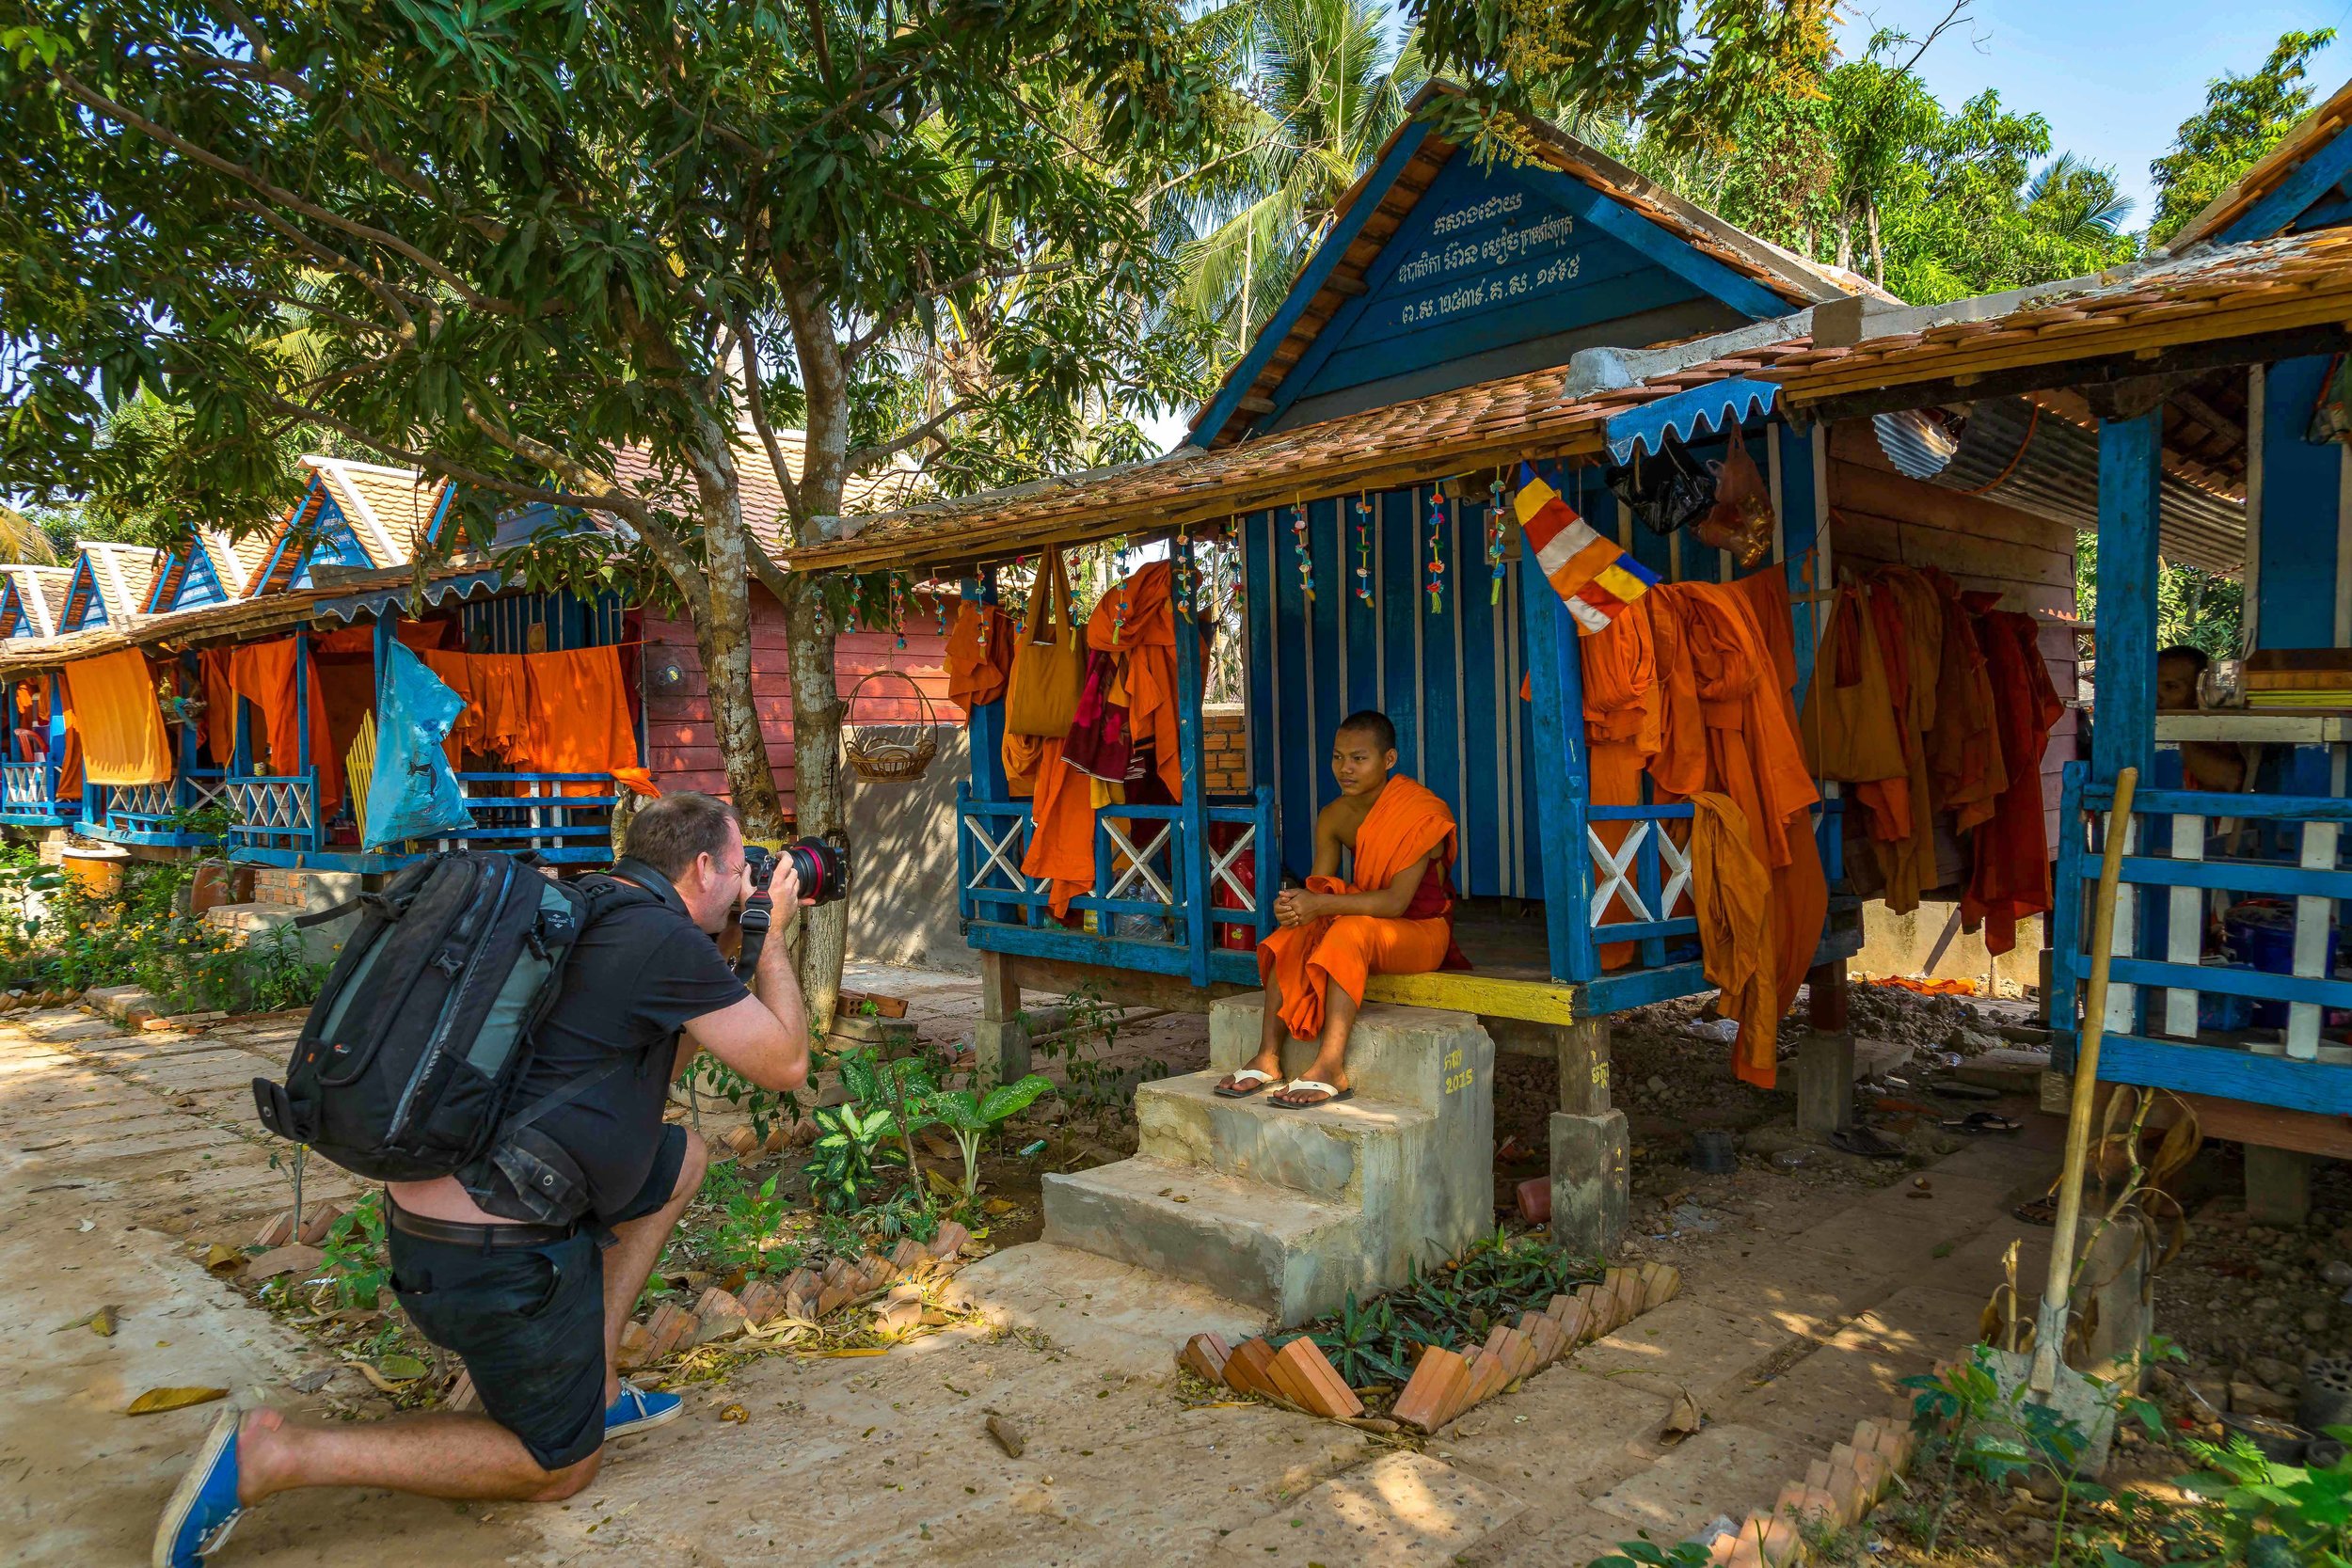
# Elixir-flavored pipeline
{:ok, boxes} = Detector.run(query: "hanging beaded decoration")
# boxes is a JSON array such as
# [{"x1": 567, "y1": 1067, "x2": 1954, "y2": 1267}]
[
  {"x1": 1289, "y1": 500, "x2": 1314, "y2": 601},
  {"x1": 1353, "y1": 493, "x2": 1374, "y2": 605},
  {"x1": 1487, "y1": 477, "x2": 1509, "y2": 605},
  {"x1": 934, "y1": 588, "x2": 947, "y2": 639},
  {"x1": 1226, "y1": 517, "x2": 1244, "y2": 619},
  {"x1": 1110, "y1": 546, "x2": 1132, "y2": 645},
  {"x1": 1173, "y1": 531, "x2": 1193, "y2": 619},
  {"x1": 1425, "y1": 489, "x2": 1447, "y2": 612},
  {"x1": 892, "y1": 573, "x2": 908, "y2": 648}
]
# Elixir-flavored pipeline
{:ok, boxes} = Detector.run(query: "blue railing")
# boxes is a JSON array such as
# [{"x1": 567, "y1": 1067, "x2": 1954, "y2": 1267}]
[
  {"x1": 226, "y1": 772, "x2": 324, "y2": 855},
  {"x1": 81, "y1": 768, "x2": 230, "y2": 847},
  {"x1": 956, "y1": 784, "x2": 1278, "y2": 986},
  {"x1": 412, "y1": 773, "x2": 620, "y2": 864},
  {"x1": 0, "y1": 759, "x2": 75, "y2": 826},
  {"x1": 2049, "y1": 761, "x2": 2352, "y2": 1114},
  {"x1": 1580, "y1": 795, "x2": 1851, "y2": 977}
]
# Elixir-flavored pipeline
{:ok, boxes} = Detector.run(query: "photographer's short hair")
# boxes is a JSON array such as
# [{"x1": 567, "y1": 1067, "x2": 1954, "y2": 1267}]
[{"x1": 622, "y1": 792, "x2": 741, "y2": 879}]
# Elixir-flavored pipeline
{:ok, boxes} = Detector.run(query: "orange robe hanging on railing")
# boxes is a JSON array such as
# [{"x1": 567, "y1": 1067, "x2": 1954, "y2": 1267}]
[
  {"x1": 1689, "y1": 791, "x2": 1776, "y2": 1080},
  {"x1": 227, "y1": 639, "x2": 342, "y2": 816},
  {"x1": 1257, "y1": 774, "x2": 1463, "y2": 1041},
  {"x1": 1581, "y1": 599, "x2": 1662, "y2": 969},
  {"x1": 516, "y1": 646, "x2": 658, "y2": 798},
  {"x1": 1021, "y1": 563, "x2": 1190, "y2": 919},
  {"x1": 1647, "y1": 578, "x2": 1823, "y2": 1088}
]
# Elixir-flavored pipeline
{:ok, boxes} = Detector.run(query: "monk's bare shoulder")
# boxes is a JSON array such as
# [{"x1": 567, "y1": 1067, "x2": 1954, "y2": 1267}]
[{"x1": 1319, "y1": 793, "x2": 1375, "y2": 845}]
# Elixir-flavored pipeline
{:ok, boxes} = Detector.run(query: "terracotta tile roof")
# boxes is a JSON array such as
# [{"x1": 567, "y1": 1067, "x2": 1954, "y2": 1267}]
[
  {"x1": 2169, "y1": 74, "x2": 2352, "y2": 248},
  {"x1": 206, "y1": 526, "x2": 274, "y2": 595},
  {"x1": 610, "y1": 431, "x2": 926, "y2": 555},
  {"x1": 0, "y1": 585, "x2": 329, "y2": 673},
  {"x1": 307, "y1": 456, "x2": 450, "y2": 568},
  {"x1": 1756, "y1": 226, "x2": 2352, "y2": 407},
  {"x1": 0, "y1": 566, "x2": 73, "y2": 638},
  {"x1": 77, "y1": 541, "x2": 162, "y2": 626},
  {"x1": 787, "y1": 337, "x2": 1820, "y2": 574}
]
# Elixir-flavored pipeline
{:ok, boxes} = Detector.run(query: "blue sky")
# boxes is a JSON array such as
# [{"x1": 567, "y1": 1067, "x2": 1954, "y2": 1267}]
[{"x1": 1841, "y1": 1, "x2": 2350, "y2": 226}]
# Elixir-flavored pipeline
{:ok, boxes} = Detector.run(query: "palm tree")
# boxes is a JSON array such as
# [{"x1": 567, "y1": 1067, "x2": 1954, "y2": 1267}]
[
  {"x1": 1175, "y1": 0, "x2": 1424, "y2": 363},
  {"x1": 2024, "y1": 152, "x2": 2136, "y2": 245}
]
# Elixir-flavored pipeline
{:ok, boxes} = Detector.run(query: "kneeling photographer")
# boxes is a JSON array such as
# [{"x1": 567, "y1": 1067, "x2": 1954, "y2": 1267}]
[{"x1": 158, "y1": 792, "x2": 820, "y2": 1567}]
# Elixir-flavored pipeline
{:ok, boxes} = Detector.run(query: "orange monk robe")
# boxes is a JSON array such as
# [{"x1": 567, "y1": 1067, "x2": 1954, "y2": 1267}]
[
  {"x1": 228, "y1": 639, "x2": 342, "y2": 816},
  {"x1": 1257, "y1": 774, "x2": 1462, "y2": 1041},
  {"x1": 944, "y1": 603, "x2": 1013, "y2": 715},
  {"x1": 516, "y1": 646, "x2": 659, "y2": 798},
  {"x1": 1580, "y1": 600, "x2": 1663, "y2": 969},
  {"x1": 1728, "y1": 566, "x2": 1831, "y2": 1022},
  {"x1": 61, "y1": 650, "x2": 174, "y2": 786},
  {"x1": 1690, "y1": 792, "x2": 1778, "y2": 1087},
  {"x1": 1863, "y1": 568, "x2": 1943, "y2": 911},
  {"x1": 199, "y1": 650, "x2": 235, "y2": 768},
  {"x1": 55, "y1": 704, "x2": 83, "y2": 796},
  {"x1": 1922, "y1": 568, "x2": 2006, "y2": 833},
  {"x1": 1802, "y1": 583, "x2": 1906, "y2": 839},
  {"x1": 1021, "y1": 563, "x2": 1195, "y2": 918},
  {"x1": 1961, "y1": 604, "x2": 2063, "y2": 956}
]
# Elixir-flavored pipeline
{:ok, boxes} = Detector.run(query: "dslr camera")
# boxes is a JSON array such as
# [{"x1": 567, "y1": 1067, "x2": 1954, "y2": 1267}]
[{"x1": 741, "y1": 837, "x2": 850, "y2": 907}]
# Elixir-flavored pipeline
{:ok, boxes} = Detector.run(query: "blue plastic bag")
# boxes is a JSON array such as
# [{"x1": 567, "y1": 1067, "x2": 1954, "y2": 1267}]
[{"x1": 364, "y1": 641, "x2": 475, "y2": 847}]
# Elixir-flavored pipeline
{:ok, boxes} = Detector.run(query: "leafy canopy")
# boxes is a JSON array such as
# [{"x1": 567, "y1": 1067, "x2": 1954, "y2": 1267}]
[{"x1": 2148, "y1": 28, "x2": 2338, "y2": 245}]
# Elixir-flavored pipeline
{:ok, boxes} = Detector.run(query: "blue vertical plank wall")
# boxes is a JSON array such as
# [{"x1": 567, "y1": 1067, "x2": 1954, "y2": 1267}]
[
  {"x1": 1239, "y1": 420, "x2": 1810, "y2": 901},
  {"x1": 2258, "y1": 356, "x2": 2344, "y2": 651}
]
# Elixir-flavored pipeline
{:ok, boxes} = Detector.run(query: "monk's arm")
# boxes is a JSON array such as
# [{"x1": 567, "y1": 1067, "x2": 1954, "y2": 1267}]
[{"x1": 1293, "y1": 851, "x2": 1437, "y2": 920}]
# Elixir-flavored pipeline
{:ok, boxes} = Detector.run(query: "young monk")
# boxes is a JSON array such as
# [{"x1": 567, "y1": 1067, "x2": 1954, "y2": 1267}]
[
  {"x1": 1218, "y1": 711, "x2": 1465, "y2": 1108},
  {"x1": 2158, "y1": 644, "x2": 2247, "y2": 793}
]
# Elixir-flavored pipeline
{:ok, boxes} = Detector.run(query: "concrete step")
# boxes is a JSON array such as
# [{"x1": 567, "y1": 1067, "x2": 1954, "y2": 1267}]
[
  {"x1": 1135, "y1": 1071, "x2": 1433, "y2": 1201},
  {"x1": 1041, "y1": 1156, "x2": 1366, "y2": 1324},
  {"x1": 1208, "y1": 995, "x2": 1484, "y2": 1113}
]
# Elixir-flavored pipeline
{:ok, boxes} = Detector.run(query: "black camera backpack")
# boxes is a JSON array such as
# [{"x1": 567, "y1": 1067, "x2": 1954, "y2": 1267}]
[{"x1": 251, "y1": 851, "x2": 652, "y2": 1185}]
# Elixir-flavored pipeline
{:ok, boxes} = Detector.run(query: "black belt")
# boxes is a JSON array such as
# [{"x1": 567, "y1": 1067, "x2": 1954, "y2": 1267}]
[{"x1": 385, "y1": 1194, "x2": 574, "y2": 1248}]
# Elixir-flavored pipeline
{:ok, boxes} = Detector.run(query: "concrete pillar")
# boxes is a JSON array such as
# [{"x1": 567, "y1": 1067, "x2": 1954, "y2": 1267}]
[
  {"x1": 1795, "y1": 1029, "x2": 1855, "y2": 1136},
  {"x1": 2245, "y1": 1144, "x2": 2313, "y2": 1227},
  {"x1": 975, "y1": 949, "x2": 1031, "y2": 1087},
  {"x1": 1550, "y1": 1109, "x2": 1629, "y2": 1259},
  {"x1": 1553, "y1": 1017, "x2": 1612, "y2": 1115}
]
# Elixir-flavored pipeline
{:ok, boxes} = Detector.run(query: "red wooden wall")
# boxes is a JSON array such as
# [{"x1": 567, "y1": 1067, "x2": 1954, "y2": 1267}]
[{"x1": 644, "y1": 585, "x2": 960, "y2": 815}]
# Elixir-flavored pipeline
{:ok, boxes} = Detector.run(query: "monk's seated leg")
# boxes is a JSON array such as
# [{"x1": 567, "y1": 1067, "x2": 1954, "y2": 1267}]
[
  {"x1": 1216, "y1": 970, "x2": 1292, "y2": 1097},
  {"x1": 1268, "y1": 975, "x2": 1358, "y2": 1107}
]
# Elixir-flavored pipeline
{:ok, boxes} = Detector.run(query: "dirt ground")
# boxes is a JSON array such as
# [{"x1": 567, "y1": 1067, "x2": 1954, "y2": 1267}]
[{"x1": 5, "y1": 968, "x2": 2333, "y2": 1567}]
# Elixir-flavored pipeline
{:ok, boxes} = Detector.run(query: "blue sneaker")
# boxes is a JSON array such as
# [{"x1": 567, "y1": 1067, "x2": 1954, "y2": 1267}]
[
  {"x1": 151, "y1": 1405, "x2": 246, "y2": 1568},
  {"x1": 605, "y1": 1380, "x2": 683, "y2": 1439}
]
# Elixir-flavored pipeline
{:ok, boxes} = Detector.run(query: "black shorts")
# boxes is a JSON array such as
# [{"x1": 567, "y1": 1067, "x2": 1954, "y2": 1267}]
[{"x1": 387, "y1": 1127, "x2": 691, "y2": 1470}]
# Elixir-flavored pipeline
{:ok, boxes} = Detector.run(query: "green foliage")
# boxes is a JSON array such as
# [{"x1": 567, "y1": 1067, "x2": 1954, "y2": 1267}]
[
  {"x1": 2177, "y1": 1425, "x2": 2352, "y2": 1565},
  {"x1": 694, "y1": 1166, "x2": 804, "y2": 1281},
  {"x1": 1028, "y1": 981, "x2": 1168, "y2": 1115},
  {"x1": 2076, "y1": 527, "x2": 2244, "y2": 661},
  {"x1": 908, "y1": 1073, "x2": 1054, "y2": 1202},
  {"x1": 317, "y1": 1191, "x2": 390, "y2": 1309},
  {"x1": 1299, "y1": 1229, "x2": 1598, "y2": 1389},
  {"x1": 39, "y1": 863, "x2": 326, "y2": 1015},
  {"x1": 2149, "y1": 30, "x2": 2339, "y2": 245},
  {"x1": 691, "y1": 1058, "x2": 801, "y2": 1145},
  {"x1": 802, "y1": 1098, "x2": 903, "y2": 1215},
  {"x1": 1586, "y1": 1538, "x2": 1711, "y2": 1568}
]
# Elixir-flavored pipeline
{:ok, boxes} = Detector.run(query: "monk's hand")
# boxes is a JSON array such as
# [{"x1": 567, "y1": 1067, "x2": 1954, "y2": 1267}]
[{"x1": 1273, "y1": 888, "x2": 1302, "y2": 926}]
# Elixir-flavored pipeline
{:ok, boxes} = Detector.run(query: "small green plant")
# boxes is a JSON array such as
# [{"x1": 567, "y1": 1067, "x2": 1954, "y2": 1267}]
[
  {"x1": 2176, "y1": 1424, "x2": 2352, "y2": 1565},
  {"x1": 1901, "y1": 1342, "x2": 2171, "y2": 1561},
  {"x1": 695, "y1": 1165, "x2": 804, "y2": 1279},
  {"x1": 908, "y1": 1074, "x2": 1054, "y2": 1201},
  {"x1": 1588, "y1": 1536, "x2": 1710, "y2": 1568},
  {"x1": 1310, "y1": 1291, "x2": 1415, "y2": 1387},
  {"x1": 317, "y1": 1191, "x2": 390, "y2": 1308},
  {"x1": 803, "y1": 1100, "x2": 901, "y2": 1213},
  {"x1": 690, "y1": 1057, "x2": 800, "y2": 1143},
  {"x1": 1026, "y1": 980, "x2": 1163, "y2": 1115}
]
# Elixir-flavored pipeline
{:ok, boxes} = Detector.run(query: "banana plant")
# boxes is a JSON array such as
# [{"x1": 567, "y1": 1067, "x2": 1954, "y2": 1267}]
[{"x1": 908, "y1": 1075, "x2": 1056, "y2": 1201}]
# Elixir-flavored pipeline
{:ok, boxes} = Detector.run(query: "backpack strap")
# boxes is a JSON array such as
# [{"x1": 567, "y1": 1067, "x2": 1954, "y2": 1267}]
[{"x1": 495, "y1": 1054, "x2": 633, "y2": 1140}]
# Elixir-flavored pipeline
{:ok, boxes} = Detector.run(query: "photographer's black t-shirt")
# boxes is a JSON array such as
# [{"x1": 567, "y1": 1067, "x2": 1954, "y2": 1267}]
[{"x1": 516, "y1": 896, "x2": 750, "y2": 1220}]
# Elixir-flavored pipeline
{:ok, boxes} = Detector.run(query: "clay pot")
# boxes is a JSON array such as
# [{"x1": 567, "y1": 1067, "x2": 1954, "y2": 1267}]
[{"x1": 191, "y1": 862, "x2": 254, "y2": 913}]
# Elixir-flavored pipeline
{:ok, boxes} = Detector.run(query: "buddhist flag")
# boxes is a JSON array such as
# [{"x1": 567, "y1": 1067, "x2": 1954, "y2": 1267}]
[{"x1": 1514, "y1": 463, "x2": 1658, "y2": 634}]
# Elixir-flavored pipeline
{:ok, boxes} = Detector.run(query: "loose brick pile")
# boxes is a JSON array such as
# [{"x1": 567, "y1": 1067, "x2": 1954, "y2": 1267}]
[
  {"x1": 615, "y1": 1220, "x2": 971, "y2": 1371},
  {"x1": 1178, "y1": 1260, "x2": 1681, "y2": 1433}
]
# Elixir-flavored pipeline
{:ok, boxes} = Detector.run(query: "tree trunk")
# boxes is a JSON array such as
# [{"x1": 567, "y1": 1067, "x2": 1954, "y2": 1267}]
[
  {"x1": 780, "y1": 573, "x2": 845, "y2": 1036},
  {"x1": 1865, "y1": 200, "x2": 1884, "y2": 290}
]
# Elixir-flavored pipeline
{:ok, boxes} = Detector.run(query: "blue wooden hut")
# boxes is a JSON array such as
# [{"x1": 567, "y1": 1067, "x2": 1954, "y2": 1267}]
[{"x1": 1746, "y1": 87, "x2": 2352, "y2": 1221}]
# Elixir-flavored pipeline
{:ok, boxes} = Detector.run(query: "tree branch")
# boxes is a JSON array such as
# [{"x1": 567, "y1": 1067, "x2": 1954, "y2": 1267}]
[
  {"x1": 732, "y1": 307, "x2": 805, "y2": 518},
  {"x1": 847, "y1": 401, "x2": 968, "y2": 473},
  {"x1": 51, "y1": 67, "x2": 519, "y2": 317}
]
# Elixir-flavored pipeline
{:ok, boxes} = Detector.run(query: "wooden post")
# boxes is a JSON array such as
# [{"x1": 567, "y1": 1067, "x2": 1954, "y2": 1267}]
[
  {"x1": 2092, "y1": 409, "x2": 2161, "y2": 784},
  {"x1": 1172, "y1": 536, "x2": 1215, "y2": 988},
  {"x1": 976, "y1": 948, "x2": 1031, "y2": 1087},
  {"x1": 1518, "y1": 514, "x2": 1597, "y2": 984},
  {"x1": 1552, "y1": 1019, "x2": 1612, "y2": 1116},
  {"x1": 1806, "y1": 959, "x2": 1848, "y2": 1031}
]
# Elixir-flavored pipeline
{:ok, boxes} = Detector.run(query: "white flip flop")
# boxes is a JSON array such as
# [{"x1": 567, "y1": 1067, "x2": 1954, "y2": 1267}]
[
  {"x1": 1214, "y1": 1068, "x2": 1281, "y2": 1099},
  {"x1": 1271, "y1": 1080, "x2": 1353, "y2": 1108}
]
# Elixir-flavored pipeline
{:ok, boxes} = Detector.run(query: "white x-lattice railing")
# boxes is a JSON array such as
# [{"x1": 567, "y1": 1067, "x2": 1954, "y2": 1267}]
[
  {"x1": 1210, "y1": 823, "x2": 1258, "y2": 914},
  {"x1": 227, "y1": 776, "x2": 319, "y2": 847},
  {"x1": 103, "y1": 781, "x2": 174, "y2": 817},
  {"x1": 185, "y1": 771, "x2": 230, "y2": 812},
  {"x1": 1104, "y1": 819, "x2": 1176, "y2": 905},
  {"x1": 962, "y1": 812, "x2": 1039, "y2": 898},
  {"x1": 2, "y1": 762, "x2": 56, "y2": 813},
  {"x1": 1587, "y1": 817, "x2": 1690, "y2": 927}
]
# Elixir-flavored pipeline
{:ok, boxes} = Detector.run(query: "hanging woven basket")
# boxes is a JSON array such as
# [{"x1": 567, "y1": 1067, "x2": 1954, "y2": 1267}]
[{"x1": 841, "y1": 668, "x2": 940, "y2": 783}]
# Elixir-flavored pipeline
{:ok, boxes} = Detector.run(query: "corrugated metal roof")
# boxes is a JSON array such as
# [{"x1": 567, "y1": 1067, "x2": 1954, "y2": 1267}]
[{"x1": 1872, "y1": 401, "x2": 2247, "y2": 575}]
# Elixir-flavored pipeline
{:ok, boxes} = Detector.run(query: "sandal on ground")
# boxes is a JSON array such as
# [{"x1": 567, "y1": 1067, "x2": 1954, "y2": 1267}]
[
  {"x1": 1270, "y1": 1080, "x2": 1353, "y2": 1108},
  {"x1": 1214, "y1": 1068, "x2": 1282, "y2": 1099},
  {"x1": 1828, "y1": 1125, "x2": 1906, "y2": 1162},
  {"x1": 2012, "y1": 1196, "x2": 2058, "y2": 1227},
  {"x1": 1940, "y1": 1110, "x2": 2023, "y2": 1135}
]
